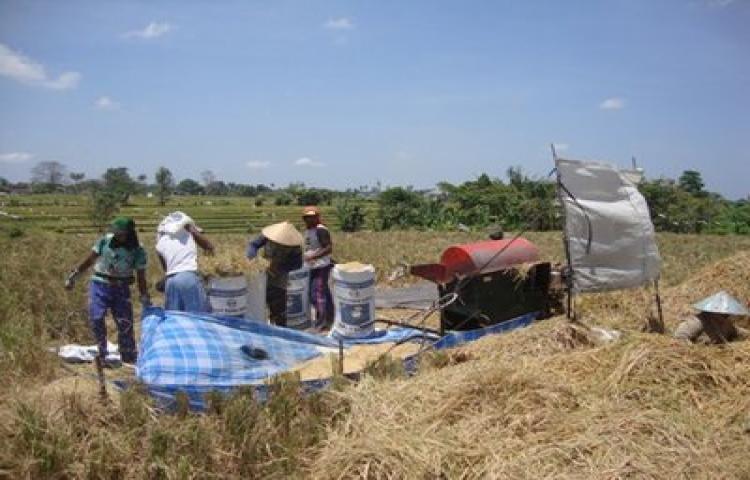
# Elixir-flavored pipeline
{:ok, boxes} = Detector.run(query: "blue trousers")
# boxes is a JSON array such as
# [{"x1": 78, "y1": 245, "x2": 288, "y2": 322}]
[
  {"x1": 88, "y1": 281, "x2": 137, "y2": 363},
  {"x1": 165, "y1": 271, "x2": 210, "y2": 313}
]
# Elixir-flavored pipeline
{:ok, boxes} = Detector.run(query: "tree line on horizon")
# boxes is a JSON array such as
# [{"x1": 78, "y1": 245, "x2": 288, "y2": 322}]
[{"x1": 1, "y1": 161, "x2": 748, "y2": 235}]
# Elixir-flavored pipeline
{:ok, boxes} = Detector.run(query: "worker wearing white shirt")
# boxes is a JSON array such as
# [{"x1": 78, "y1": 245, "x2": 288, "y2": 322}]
[{"x1": 155, "y1": 212, "x2": 215, "y2": 313}]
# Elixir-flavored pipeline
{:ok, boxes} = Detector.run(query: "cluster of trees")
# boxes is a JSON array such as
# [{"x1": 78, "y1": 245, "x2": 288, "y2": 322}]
[
  {"x1": 10, "y1": 162, "x2": 274, "y2": 199},
  {"x1": 640, "y1": 171, "x2": 750, "y2": 234},
  {"x1": 1, "y1": 162, "x2": 368, "y2": 228},
  {"x1": 4, "y1": 162, "x2": 338, "y2": 204},
  {"x1": 371, "y1": 168, "x2": 749, "y2": 234},
  {"x1": 87, "y1": 166, "x2": 175, "y2": 226},
  {"x1": 374, "y1": 168, "x2": 559, "y2": 231},
  {"x1": 174, "y1": 170, "x2": 274, "y2": 197},
  {"x1": 2, "y1": 161, "x2": 748, "y2": 235}
]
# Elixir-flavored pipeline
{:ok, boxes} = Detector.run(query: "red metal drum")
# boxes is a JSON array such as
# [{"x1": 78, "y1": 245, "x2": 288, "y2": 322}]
[{"x1": 440, "y1": 238, "x2": 539, "y2": 279}]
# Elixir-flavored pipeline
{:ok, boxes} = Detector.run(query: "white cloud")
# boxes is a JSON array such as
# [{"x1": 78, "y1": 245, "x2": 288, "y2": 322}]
[
  {"x1": 395, "y1": 150, "x2": 413, "y2": 161},
  {"x1": 43, "y1": 71, "x2": 81, "y2": 90},
  {"x1": 707, "y1": 0, "x2": 735, "y2": 7},
  {"x1": 123, "y1": 22, "x2": 174, "y2": 39},
  {"x1": 599, "y1": 97, "x2": 625, "y2": 110},
  {"x1": 0, "y1": 152, "x2": 34, "y2": 164},
  {"x1": 324, "y1": 17, "x2": 355, "y2": 30},
  {"x1": 246, "y1": 160, "x2": 271, "y2": 169},
  {"x1": 295, "y1": 157, "x2": 325, "y2": 167},
  {"x1": 0, "y1": 43, "x2": 81, "y2": 90},
  {"x1": 94, "y1": 96, "x2": 120, "y2": 110}
]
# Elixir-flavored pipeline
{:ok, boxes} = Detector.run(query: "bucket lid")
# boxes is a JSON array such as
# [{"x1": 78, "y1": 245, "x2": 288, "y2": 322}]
[
  {"x1": 692, "y1": 291, "x2": 749, "y2": 316},
  {"x1": 261, "y1": 221, "x2": 304, "y2": 246},
  {"x1": 335, "y1": 262, "x2": 374, "y2": 273}
]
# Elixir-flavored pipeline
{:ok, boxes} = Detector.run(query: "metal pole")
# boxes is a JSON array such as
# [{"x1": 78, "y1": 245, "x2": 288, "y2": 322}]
[
  {"x1": 653, "y1": 279, "x2": 665, "y2": 333},
  {"x1": 552, "y1": 144, "x2": 575, "y2": 320},
  {"x1": 566, "y1": 286, "x2": 574, "y2": 321},
  {"x1": 94, "y1": 354, "x2": 107, "y2": 401},
  {"x1": 375, "y1": 318, "x2": 441, "y2": 336},
  {"x1": 439, "y1": 286, "x2": 446, "y2": 337}
]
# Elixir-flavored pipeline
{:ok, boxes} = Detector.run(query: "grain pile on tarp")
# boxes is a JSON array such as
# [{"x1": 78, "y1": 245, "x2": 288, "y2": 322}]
[
  {"x1": 292, "y1": 343, "x2": 422, "y2": 381},
  {"x1": 307, "y1": 252, "x2": 750, "y2": 479},
  {"x1": 136, "y1": 308, "x2": 435, "y2": 409}
]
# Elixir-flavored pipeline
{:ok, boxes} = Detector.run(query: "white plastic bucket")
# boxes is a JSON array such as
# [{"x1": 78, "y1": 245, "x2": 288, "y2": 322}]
[
  {"x1": 208, "y1": 275, "x2": 248, "y2": 317},
  {"x1": 286, "y1": 266, "x2": 311, "y2": 329},
  {"x1": 245, "y1": 271, "x2": 268, "y2": 323},
  {"x1": 332, "y1": 263, "x2": 376, "y2": 339}
]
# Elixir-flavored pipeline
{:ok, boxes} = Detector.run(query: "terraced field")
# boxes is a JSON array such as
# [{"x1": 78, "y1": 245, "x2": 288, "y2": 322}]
[{"x1": 0, "y1": 194, "x2": 376, "y2": 234}]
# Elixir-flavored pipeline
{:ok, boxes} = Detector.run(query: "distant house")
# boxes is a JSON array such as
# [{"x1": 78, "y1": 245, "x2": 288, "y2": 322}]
[
  {"x1": 422, "y1": 188, "x2": 448, "y2": 201},
  {"x1": 9, "y1": 184, "x2": 32, "y2": 195},
  {"x1": 357, "y1": 191, "x2": 380, "y2": 200}
]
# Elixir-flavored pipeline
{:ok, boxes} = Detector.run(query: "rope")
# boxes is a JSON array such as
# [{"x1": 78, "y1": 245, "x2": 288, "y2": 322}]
[
  {"x1": 364, "y1": 292, "x2": 459, "y2": 366},
  {"x1": 556, "y1": 180, "x2": 593, "y2": 255}
]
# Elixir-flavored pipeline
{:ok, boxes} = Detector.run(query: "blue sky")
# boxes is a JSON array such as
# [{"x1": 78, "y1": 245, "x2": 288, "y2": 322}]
[{"x1": 1, "y1": 0, "x2": 748, "y2": 198}]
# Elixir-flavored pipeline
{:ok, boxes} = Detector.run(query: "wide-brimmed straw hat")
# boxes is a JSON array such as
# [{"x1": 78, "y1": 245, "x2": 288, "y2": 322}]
[
  {"x1": 692, "y1": 291, "x2": 749, "y2": 316},
  {"x1": 261, "y1": 221, "x2": 303, "y2": 246}
]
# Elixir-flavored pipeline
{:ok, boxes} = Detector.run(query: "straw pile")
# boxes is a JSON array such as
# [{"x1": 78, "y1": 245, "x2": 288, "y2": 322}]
[
  {"x1": 307, "y1": 251, "x2": 750, "y2": 479},
  {"x1": 20, "y1": 361, "x2": 139, "y2": 414},
  {"x1": 570, "y1": 250, "x2": 750, "y2": 335},
  {"x1": 19, "y1": 375, "x2": 110, "y2": 417},
  {"x1": 661, "y1": 250, "x2": 750, "y2": 329},
  {"x1": 199, "y1": 247, "x2": 267, "y2": 278}
]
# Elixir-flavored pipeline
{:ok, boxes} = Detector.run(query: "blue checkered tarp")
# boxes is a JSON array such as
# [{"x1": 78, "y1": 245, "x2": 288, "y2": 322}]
[
  {"x1": 136, "y1": 308, "x2": 538, "y2": 410},
  {"x1": 137, "y1": 308, "x2": 338, "y2": 387},
  {"x1": 432, "y1": 312, "x2": 537, "y2": 350}
]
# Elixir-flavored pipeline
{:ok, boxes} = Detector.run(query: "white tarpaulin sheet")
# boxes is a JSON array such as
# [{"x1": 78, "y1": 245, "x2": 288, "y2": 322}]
[{"x1": 556, "y1": 158, "x2": 661, "y2": 293}]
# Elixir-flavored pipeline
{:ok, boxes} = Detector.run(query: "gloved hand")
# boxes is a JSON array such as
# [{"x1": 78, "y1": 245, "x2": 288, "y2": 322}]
[
  {"x1": 64, "y1": 270, "x2": 79, "y2": 290},
  {"x1": 139, "y1": 294, "x2": 152, "y2": 309}
]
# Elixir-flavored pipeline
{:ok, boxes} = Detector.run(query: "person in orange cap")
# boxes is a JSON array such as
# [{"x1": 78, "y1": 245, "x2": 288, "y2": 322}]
[{"x1": 302, "y1": 206, "x2": 334, "y2": 329}]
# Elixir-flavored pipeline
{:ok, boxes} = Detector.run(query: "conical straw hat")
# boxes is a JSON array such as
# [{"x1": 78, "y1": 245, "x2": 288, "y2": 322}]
[
  {"x1": 261, "y1": 221, "x2": 303, "y2": 246},
  {"x1": 692, "y1": 291, "x2": 749, "y2": 316}
]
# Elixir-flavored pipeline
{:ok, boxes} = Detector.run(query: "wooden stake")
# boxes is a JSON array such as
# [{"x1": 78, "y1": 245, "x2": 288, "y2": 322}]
[
  {"x1": 644, "y1": 279, "x2": 666, "y2": 334},
  {"x1": 94, "y1": 354, "x2": 108, "y2": 402},
  {"x1": 338, "y1": 339, "x2": 344, "y2": 376}
]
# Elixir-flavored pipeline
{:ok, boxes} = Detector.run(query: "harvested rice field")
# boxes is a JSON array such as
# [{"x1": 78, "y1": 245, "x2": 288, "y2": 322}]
[{"x1": 1, "y1": 230, "x2": 750, "y2": 478}]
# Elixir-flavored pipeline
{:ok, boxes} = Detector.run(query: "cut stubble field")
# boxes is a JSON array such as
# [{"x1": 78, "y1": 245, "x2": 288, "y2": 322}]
[{"x1": 1, "y1": 227, "x2": 750, "y2": 478}]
